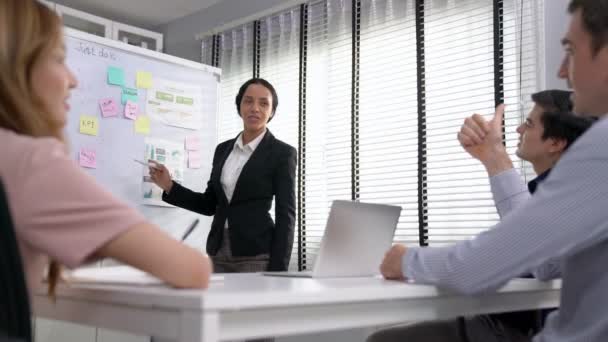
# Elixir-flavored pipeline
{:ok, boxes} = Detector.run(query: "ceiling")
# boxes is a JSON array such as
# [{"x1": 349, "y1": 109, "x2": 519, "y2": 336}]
[{"x1": 52, "y1": 0, "x2": 225, "y2": 29}]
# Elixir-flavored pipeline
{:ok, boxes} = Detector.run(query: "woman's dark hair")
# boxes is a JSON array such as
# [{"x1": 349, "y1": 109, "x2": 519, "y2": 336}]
[{"x1": 235, "y1": 78, "x2": 278, "y2": 123}]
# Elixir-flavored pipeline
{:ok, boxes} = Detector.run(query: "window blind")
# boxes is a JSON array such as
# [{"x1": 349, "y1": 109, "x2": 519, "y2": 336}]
[
  {"x1": 301, "y1": 0, "x2": 353, "y2": 269},
  {"x1": 424, "y1": 0, "x2": 499, "y2": 245},
  {"x1": 205, "y1": 0, "x2": 545, "y2": 264},
  {"x1": 424, "y1": 0, "x2": 542, "y2": 245},
  {"x1": 218, "y1": 24, "x2": 255, "y2": 143},
  {"x1": 258, "y1": 8, "x2": 302, "y2": 270},
  {"x1": 359, "y1": 0, "x2": 420, "y2": 245},
  {"x1": 503, "y1": 0, "x2": 543, "y2": 183}
]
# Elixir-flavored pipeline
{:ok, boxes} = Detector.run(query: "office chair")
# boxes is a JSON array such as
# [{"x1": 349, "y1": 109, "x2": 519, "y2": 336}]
[{"x1": 0, "y1": 179, "x2": 32, "y2": 342}]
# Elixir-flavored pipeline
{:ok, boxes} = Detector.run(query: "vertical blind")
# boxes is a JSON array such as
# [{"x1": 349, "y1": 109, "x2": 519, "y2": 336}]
[
  {"x1": 303, "y1": 0, "x2": 354, "y2": 267},
  {"x1": 258, "y1": 8, "x2": 302, "y2": 270},
  {"x1": 217, "y1": 24, "x2": 255, "y2": 142},
  {"x1": 203, "y1": 0, "x2": 544, "y2": 269},
  {"x1": 424, "y1": 0, "x2": 499, "y2": 245},
  {"x1": 359, "y1": 0, "x2": 420, "y2": 245},
  {"x1": 503, "y1": 0, "x2": 543, "y2": 183}
]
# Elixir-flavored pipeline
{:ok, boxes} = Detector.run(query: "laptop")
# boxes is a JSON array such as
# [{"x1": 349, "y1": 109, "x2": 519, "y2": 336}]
[{"x1": 264, "y1": 200, "x2": 401, "y2": 278}]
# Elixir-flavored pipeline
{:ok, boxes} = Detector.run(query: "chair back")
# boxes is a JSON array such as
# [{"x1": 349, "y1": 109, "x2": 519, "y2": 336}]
[{"x1": 0, "y1": 179, "x2": 32, "y2": 342}]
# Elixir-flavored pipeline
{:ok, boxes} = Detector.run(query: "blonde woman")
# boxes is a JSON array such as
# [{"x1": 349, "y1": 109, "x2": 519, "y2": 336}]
[{"x1": 0, "y1": 0, "x2": 212, "y2": 296}]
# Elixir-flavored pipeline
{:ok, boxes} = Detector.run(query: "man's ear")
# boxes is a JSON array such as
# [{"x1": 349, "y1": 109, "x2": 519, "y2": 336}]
[{"x1": 549, "y1": 138, "x2": 568, "y2": 153}]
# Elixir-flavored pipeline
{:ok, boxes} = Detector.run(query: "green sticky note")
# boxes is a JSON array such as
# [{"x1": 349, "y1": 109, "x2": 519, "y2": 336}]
[
  {"x1": 107, "y1": 66, "x2": 125, "y2": 86},
  {"x1": 121, "y1": 87, "x2": 138, "y2": 104},
  {"x1": 176, "y1": 96, "x2": 193, "y2": 105},
  {"x1": 155, "y1": 91, "x2": 174, "y2": 102}
]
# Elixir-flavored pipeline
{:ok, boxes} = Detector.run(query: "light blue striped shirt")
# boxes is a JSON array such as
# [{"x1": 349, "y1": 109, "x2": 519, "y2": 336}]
[
  {"x1": 490, "y1": 168, "x2": 561, "y2": 280},
  {"x1": 403, "y1": 116, "x2": 608, "y2": 341}
]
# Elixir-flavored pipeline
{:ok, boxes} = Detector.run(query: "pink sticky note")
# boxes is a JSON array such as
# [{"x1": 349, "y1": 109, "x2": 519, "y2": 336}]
[
  {"x1": 99, "y1": 98, "x2": 118, "y2": 118},
  {"x1": 185, "y1": 135, "x2": 201, "y2": 151},
  {"x1": 79, "y1": 148, "x2": 97, "y2": 168},
  {"x1": 124, "y1": 101, "x2": 138, "y2": 120},
  {"x1": 188, "y1": 151, "x2": 201, "y2": 169}
]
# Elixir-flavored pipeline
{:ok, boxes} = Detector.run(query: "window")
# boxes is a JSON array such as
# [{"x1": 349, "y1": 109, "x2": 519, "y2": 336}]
[
  {"x1": 424, "y1": 0, "x2": 499, "y2": 245},
  {"x1": 258, "y1": 9, "x2": 302, "y2": 270},
  {"x1": 359, "y1": 0, "x2": 420, "y2": 246},
  {"x1": 204, "y1": 0, "x2": 544, "y2": 268},
  {"x1": 303, "y1": 0, "x2": 354, "y2": 268},
  {"x1": 218, "y1": 24, "x2": 254, "y2": 142}
]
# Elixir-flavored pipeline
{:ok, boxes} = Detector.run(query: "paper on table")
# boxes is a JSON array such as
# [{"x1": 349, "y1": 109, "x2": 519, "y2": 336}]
[{"x1": 67, "y1": 265, "x2": 223, "y2": 286}]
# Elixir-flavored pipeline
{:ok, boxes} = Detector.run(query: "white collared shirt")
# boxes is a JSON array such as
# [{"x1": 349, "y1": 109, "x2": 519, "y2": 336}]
[{"x1": 220, "y1": 130, "x2": 266, "y2": 216}]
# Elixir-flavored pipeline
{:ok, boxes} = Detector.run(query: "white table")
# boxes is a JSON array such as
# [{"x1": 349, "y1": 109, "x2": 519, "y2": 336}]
[{"x1": 33, "y1": 274, "x2": 560, "y2": 342}]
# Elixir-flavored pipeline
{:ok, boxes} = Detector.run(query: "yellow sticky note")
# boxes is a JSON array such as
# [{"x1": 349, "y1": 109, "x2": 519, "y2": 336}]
[
  {"x1": 135, "y1": 115, "x2": 150, "y2": 134},
  {"x1": 79, "y1": 115, "x2": 99, "y2": 136},
  {"x1": 136, "y1": 71, "x2": 152, "y2": 89}
]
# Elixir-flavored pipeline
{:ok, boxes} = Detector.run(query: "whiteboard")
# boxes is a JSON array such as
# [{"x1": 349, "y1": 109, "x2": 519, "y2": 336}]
[{"x1": 64, "y1": 28, "x2": 220, "y2": 250}]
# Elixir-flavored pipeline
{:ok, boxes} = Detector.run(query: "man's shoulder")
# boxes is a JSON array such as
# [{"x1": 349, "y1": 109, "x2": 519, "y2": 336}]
[{"x1": 564, "y1": 117, "x2": 608, "y2": 157}]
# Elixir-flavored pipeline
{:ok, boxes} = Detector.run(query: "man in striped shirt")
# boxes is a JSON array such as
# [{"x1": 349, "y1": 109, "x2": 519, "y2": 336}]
[
  {"x1": 379, "y1": 0, "x2": 608, "y2": 341},
  {"x1": 368, "y1": 94, "x2": 594, "y2": 342}
]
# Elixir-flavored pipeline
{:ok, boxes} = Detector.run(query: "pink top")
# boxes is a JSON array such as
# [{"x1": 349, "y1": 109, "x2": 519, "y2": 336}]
[{"x1": 0, "y1": 128, "x2": 145, "y2": 293}]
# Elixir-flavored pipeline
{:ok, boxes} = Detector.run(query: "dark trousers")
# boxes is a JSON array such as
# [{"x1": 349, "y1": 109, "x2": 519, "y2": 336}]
[
  {"x1": 211, "y1": 229, "x2": 272, "y2": 342},
  {"x1": 367, "y1": 316, "x2": 532, "y2": 342}
]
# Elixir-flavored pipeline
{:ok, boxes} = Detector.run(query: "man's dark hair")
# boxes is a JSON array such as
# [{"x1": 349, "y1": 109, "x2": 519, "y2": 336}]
[
  {"x1": 532, "y1": 89, "x2": 573, "y2": 113},
  {"x1": 532, "y1": 89, "x2": 596, "y2": 150},
  {"x1": 568, "y1": 0, "x2": 608, "y2": 55},
  {"x1": 540, "y1": 111, "x2": 596, "y2": 150},
  {"x1": 235, "y1": 78, "x2": 278, "y2": 123}
]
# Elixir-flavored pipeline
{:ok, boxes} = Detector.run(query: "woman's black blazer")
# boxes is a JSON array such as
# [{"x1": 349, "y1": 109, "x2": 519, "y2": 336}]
[{"x1": 162, "y1": 130, "x2": 297, "y2": 271}]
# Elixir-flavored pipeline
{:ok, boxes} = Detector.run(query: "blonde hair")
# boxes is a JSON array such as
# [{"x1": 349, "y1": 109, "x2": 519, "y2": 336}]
[
  {"x1": 0, "y1": 0, "x2": 65, "y2": 296},
  {"x1": 0, "y1": 0, "x2": 64, "y2": 140}
]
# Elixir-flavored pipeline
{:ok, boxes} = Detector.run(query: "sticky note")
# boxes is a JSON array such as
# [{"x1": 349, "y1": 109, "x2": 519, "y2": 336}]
[
  {"x1": 99, "y1": 98, "x2": 118, "y2": 118},
  {"x1": 188, "y1": 151, "x2": 201, "y2": 169},
  {"x1": 107, "y1": 66, "x2": 125, "y2": 86},
  {"x1": 135, "y1": 116, "x2": 150, "y2": 134},
  {"x1": 124, "y1": 101, "x2": 138, "y2": 120},
  {"x1": 136, "y1": 71, "x2": 152, "y2": 89},
  {"x1": 185, "y1": 135, "x2": 201, "y2": 151},
  {"x1": 79, "y1": 115, "x2": 99, "y2": 136},
  {"x1": 121, "y1": 87, "x2": 138, "y2": 104},
  {"x1": 79, "y1": 148, "x2": 97, "y2": 168}
]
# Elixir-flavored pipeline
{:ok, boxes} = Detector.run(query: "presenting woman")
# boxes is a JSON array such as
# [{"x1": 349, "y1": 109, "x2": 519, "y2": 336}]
[{"x1": 150, "y1": 78, "x2": 297, "y2": 272}]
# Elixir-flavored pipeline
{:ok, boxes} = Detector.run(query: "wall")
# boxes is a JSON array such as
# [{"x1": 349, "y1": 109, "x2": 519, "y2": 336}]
[
  {"x1": 543, "y1": 0, "x2": 570, "y2": 90},
  {"x1": 159, "y1": 0, "x2": 298, "y2": 61}
]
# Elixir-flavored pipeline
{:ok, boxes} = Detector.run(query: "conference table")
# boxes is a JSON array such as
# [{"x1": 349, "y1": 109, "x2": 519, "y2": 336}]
[{"x1": 33, "y1": 273, "x2": 560, "y2": 342}]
